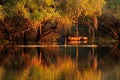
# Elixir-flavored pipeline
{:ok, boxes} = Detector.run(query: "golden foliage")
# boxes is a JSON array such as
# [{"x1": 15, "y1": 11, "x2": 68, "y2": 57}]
[
  {"x1": 78, "y1": 0, "x2": 106, "y2": 16},
  {"x1": 0, "y1": 5, "x2": 5, "y2": 20}
]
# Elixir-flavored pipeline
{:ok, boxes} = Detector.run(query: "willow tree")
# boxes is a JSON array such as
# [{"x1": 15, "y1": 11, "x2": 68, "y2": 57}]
[
  {"x1": 25, "y1": 0, "x2": 61, "y2": 42},
  {"x1": 57, "y1": 0, "x2": 106, "y2": 38},
  {"x1": 0, "y1": 0, "x2": 31, "y2": 43},
  {"x1": 79, "y1": 0, "x2": 105, "y2": 33},
  {"x1": 98, "y1": 0, "x2": 120, "y2": 40},
  {"x1": 78, "y1": 0, "x2": 106, "y2": 39},
  {"x1": 1, "y1": 0, "x2": 61, "y2": 43}
]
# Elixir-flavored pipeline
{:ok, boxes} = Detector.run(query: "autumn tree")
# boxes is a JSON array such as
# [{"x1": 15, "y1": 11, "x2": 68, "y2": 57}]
[
  {"x1": 98, "y1": 0, "x2": 120, "y2": 41},
  {"x1": 26, "y1": 0, "x2": 61, "y2": 42},
  {"x1": 78, "y1": 0, "x2": 106, "y2": 39},
  {"x1": 0, "y1": 0, "x2": 106, "y2": 44},
  {"x1": 57, "y1": 0, "x2": 105, "y2": 38},
  {"x1": 0, "y1": 0, "x2": 61, "y2": 43},
  {"x1": 79, "y1": 0, "x2": 105, "y2": 36}
]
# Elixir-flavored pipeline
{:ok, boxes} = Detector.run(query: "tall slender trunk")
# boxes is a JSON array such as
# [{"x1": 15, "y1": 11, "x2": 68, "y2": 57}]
[
  {"x1": 93, "y1": 15, "x2": 98, "y2": 31},
  {"x1": 24, "y1": 32, "x2": 27, "y2": 45},
  {"x1": 77, "y1": 18, "x2": 79, "y2": 37},
  {"x1": 36, "y1": 24, "x2": 42, "y2": 42},
  {"x1": 36, "y1": 27, "x2": 40, "y2": 42},
  {"x1": 92, "y1": 15, "x2": 98, "y2": 40}
]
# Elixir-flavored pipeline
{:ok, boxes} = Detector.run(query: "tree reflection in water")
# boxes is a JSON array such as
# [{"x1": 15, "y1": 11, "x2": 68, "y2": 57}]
[{"x1": 0, "y1": 44, "x2": 120, "y2": 80}]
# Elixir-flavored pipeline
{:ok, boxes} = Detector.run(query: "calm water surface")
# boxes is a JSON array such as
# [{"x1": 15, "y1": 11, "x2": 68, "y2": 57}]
[{"x1": 0, "y1": 43, "x2": 120, "y2": 80}]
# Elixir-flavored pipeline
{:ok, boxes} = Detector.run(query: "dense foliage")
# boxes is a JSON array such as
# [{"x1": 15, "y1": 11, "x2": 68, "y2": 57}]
[
  {"x1": 0, "y1": 0, "x2": 120, "y2": 44},
  {"x1": 105, "y1": 0, "x2": 120, "y2": 17}
]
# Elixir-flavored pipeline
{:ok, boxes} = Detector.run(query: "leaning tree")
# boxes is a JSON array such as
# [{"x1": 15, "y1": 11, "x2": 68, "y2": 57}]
[{"x1": 98, "y1": 0, "x2": 120, "y2": 41}]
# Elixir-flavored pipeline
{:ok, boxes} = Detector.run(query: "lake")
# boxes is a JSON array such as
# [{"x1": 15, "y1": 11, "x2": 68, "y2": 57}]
[{"x1": 0, "y1": 43, "x2": 120, "y2": 80}]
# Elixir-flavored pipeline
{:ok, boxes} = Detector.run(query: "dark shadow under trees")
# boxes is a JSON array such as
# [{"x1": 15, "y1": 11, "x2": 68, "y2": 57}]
[
  {"x1": 98, "y1": 14, "x2": 120, "y2": 41},
  {"x1": 0, "y1": 16, "x2": 32, "y2": 44}
]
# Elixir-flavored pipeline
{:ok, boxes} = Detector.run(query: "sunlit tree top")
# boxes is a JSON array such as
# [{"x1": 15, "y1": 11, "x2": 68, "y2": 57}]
[
  {"x1": 78, "y1": 0, "x2": 106, "y2": 16},
  {"x1": 3, "y1": 0, "x2": 60, "y2": 22}
]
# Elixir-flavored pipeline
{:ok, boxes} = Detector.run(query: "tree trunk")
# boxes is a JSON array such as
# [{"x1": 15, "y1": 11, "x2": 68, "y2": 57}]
[
  {"x1": 92, "y1": 15, "x2": 98, "y2": 40},
  {"x1": 93, "y1": 15, "x2": 98, "y2": 31},
  {"x1": 118, "y1": 33, "x2": 120, "y2": 41},
  {"x1": 36, "y1": 27, "x2": 40, "y2": 42},
  {"x1": 24, "y1": 32, "x2": 27, "y2": 45},
  {"x1": 35, "y1": 22, "x2": 42, "y2": 42}
]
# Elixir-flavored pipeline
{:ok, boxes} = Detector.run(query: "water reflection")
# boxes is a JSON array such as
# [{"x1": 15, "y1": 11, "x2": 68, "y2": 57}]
[{"x1": 0, "y1": 44, "x2": 120, "y2": 80}]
